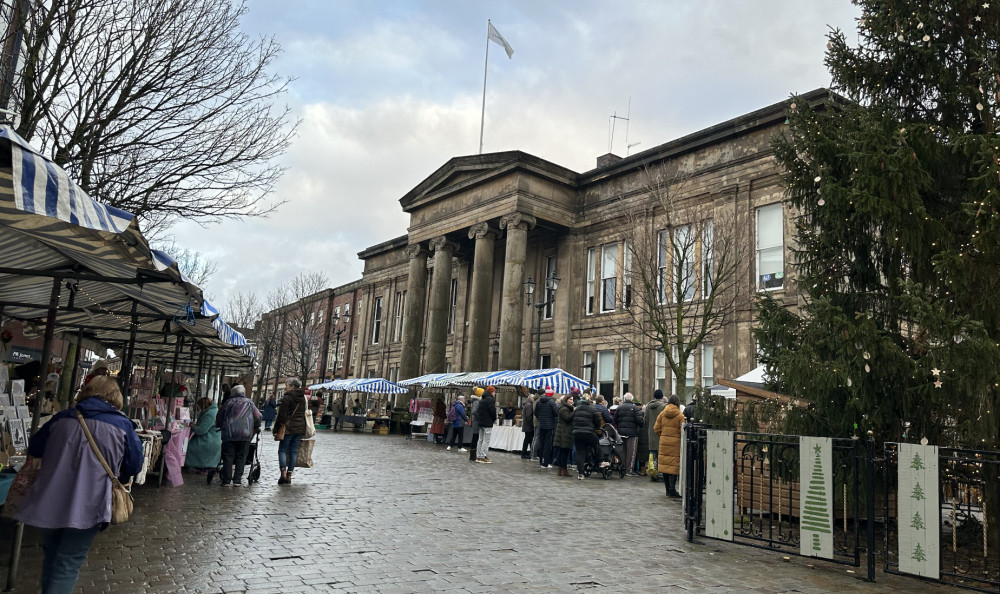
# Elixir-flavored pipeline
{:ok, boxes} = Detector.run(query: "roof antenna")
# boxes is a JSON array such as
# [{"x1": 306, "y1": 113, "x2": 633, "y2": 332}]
[{"x1": 608, "y1": 97, "x2": 633, "y2": 155}]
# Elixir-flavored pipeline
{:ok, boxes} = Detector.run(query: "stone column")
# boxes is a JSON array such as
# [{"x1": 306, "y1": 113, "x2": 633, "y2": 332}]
[
  {"x1": 465, "y1": 223, "x2": 496, "y2": 371},
  {"x1": 399, "y1": 244, "x2": 429, "y2": 380},
  {"x1": 424, "y1": 236, "x2": 457, "y2": 374},
  {"x1": 498, "y1": 213, "x2": 535, "y2": 369}
]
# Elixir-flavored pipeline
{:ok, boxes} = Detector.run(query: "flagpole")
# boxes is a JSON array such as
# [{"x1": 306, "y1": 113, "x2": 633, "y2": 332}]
[{"x1": 479, "y1": 20, "x2": 490, "y2": 155}]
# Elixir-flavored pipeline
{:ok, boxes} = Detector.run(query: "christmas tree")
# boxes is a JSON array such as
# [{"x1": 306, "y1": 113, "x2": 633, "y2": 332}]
[
  {"x1": 801, "y1": 444, "x2": 832, "y2": 552},
  {"x1": 755, "y1": 0, "x2": 1000, "y2": 449}
]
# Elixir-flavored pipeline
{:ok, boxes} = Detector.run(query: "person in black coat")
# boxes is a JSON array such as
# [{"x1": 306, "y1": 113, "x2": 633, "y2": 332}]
[
  {"x1": 533, "y1": 388, "x2": 558, "y2": 468},
  {"x1": 475, "y1": 386, "x2": 498, "y2": 463},
  {"x1": 571, "y1": 396, "x2": 602, "y2": 480},
  {"x1": 614, "y1": 393, "x2": 644, "y2": 476}
]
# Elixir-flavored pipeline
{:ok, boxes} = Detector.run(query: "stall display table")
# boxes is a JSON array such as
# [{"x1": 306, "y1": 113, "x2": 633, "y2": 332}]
[{"x1": 489, "y1": 425, "x2": 523, "y2": 451}]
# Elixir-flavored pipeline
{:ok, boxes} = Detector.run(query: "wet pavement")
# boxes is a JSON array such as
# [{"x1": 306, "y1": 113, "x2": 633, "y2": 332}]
[{"x1": 2, "y1": 430, "x2": 959, "y2": 593}]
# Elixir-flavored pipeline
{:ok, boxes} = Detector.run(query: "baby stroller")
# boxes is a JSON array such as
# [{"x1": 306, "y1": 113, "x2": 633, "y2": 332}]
[
  {"x1": 595, "y1": 424, "x2": 627, "y2": 480},
  {"x1": 207, "y1": 429, "x2": 262, "y2": 486}
]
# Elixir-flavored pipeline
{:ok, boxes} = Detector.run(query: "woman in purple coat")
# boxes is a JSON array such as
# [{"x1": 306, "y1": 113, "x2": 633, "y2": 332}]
[{"x1": 14, "y1": 376, "x2": 143, "y2": 594}]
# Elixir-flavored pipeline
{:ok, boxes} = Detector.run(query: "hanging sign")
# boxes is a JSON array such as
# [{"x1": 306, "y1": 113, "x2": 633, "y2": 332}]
[
  {"x1": 897, "y1": 442, "x2": 940, "y2": 578},
  {"x1": 800, "y1": 436, "x2": 834, "y2": 558},
  {"x1": 705, "y1": 429, "x2": 734, "y2": 541}
]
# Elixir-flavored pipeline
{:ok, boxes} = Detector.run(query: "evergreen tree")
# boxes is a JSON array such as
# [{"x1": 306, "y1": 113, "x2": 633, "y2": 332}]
[{"x1": 756, "y1": 0, "x2": 1000, "y2": 448}]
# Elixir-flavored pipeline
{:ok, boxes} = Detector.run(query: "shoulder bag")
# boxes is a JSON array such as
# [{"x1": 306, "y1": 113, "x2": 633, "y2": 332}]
[
  {"x1": 273, "y1": 400, "x2": 301, "y2": 441},
  {"x1": 76, "y1": 410, "x2": 133, "y2": 525},
  {"x1": 0, "y1": 456, "x2": 42, "y2": 520},
  {"x1": 304, "y1": 399, "x2": 316, "y2": 438}
]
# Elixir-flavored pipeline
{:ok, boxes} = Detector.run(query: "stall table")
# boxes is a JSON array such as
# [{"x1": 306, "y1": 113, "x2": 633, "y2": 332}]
[{"x1": 489, "y1": 425, "x2": 523, "y2": 452}]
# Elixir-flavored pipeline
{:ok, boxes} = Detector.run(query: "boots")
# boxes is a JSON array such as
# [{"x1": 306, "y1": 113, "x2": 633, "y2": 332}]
[
  {"x1": 285, "y1": 471, "x2": 293, "y2": 485},
  {"x1": 665, "y1": 474, "x2": 681, "y2": 498},
  {"x1": 278, "y1": 469, "x2": 288, "y2": 485}
]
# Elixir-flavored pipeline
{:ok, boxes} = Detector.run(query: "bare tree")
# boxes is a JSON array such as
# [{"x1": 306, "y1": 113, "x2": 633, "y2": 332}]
[
  {"x1": 153, "y1": 237, "x2": 219, "y2": 288},
  {"x1": 279, "y1": 272, "x2": 328, "y2": 385},
  {"x1": 223, "y1": 290, "x2": 263, "y2": 331},
  {"x1": 253, "y1": 287, "x2": 288, "y2": 402},
  {"x1": 6, "y1": 0, "x2": 296, "y2": 232},
  {"x1": 617, "y1": 164, "x2": 754, "y2": 402}
]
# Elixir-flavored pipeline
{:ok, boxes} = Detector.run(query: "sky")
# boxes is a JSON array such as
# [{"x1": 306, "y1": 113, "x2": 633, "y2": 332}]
[{"x1": 170, "y1": 0, "x2": 862, "y2": 309}]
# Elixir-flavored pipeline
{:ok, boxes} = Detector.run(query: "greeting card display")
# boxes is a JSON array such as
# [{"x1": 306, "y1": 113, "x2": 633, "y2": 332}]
[{"x1": 8, "y1": 419, "x2": 27, "y2": 452}]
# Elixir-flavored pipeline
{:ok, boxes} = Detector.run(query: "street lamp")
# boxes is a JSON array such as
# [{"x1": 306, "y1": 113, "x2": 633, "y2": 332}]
[
  {"x1": 523, "y1": 272, "x2": 560, "y2": 369},
  {"x1": 331, "y1": 310, "x2": 351, "y2": 378}
]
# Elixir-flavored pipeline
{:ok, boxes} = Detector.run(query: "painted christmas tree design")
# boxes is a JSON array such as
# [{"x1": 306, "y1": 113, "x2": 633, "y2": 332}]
[
  {"x1": 910, "y1": 511, "x2": 925, "y2": 531},
  {"x1": 801, "y1": 443, "x2": 832, "y2": 551},
  {"x1": 912, "y1": 542, "x2": 926, "y2": 563},
  {"x1": 911, "y1": 482, "x2": 925, "y2": 501}
]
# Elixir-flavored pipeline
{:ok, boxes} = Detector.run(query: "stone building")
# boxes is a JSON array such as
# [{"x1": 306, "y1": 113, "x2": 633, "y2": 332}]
[{"x1": 347, "y1": 90, "x2": 828, "y2": 404}]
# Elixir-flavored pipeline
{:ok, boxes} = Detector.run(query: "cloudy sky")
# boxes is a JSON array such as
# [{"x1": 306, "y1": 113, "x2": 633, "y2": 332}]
[{"x1": 171, "y1": 0, "x2": 862, "y2": 308}]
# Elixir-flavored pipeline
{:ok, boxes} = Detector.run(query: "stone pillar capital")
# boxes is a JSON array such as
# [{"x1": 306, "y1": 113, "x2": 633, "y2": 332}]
[
  {"x1": 499, "y1": 212, "x2": 536, "y2": 232},
  {"x1": 404, "y1": 243, "x2": 429, "y2": 259},
  {"x1": 428, "y1": 236, "x2": 459, "y2": 253},
  {"x1": 468, "y1": 223, "x2": 497, "y2": 241}
]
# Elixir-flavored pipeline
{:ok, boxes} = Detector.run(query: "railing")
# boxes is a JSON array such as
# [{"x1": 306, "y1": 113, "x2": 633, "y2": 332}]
[{"x1": 882, "y1": 443, "x2": 1000, "y2": 592}]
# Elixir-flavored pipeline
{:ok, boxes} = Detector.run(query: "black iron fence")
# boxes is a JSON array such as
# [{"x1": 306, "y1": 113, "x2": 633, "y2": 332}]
[
  {"x1": 683, "y1": 425, "x2": 875, "y2": 581},
  {"x1": 684, "y1": 424, "x2": 1000, "y2": 590},
  {"x1": 881, "y1": 443, "x2": 1000, "y2": 592}
]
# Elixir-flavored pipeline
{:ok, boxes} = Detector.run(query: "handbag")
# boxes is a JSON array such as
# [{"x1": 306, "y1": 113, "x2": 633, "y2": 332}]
[
  {"x1": 273, "y1": 400, "x2": 302, "y2": 441},
  {"x1": 304, "y1": 401, "x2": 316, "y2": 438},
  {"x1": 0, "y1": 457, "x2": 41, "y2": 520},
  {"x1": 76, "y1": 410, "x2": 133, "y2": 525},
  {"x1": 295, "y1": 438, "x2": 315, "y2": 468}
]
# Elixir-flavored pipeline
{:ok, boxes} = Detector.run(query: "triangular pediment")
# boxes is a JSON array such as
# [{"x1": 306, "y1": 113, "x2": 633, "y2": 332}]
[{"x1": 399, "y1": 150, "x2": 578, "y2": 213}]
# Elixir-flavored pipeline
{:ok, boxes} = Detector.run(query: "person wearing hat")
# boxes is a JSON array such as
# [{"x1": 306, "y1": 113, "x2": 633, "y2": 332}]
[
  {"x1": 644, "y1": 389, "x2": 667, "y2": 481},
  {"x1": 571, "y1": 392, "x2": 602, "y2": 480},
  {"x1": 533, "y1": 387, "x2": 558, "y2": 468},
  {"x1": 474, "y1": 386, "x2": 498, "y2": 463},
  {"x1": 445, "y1": 395, "x2": 468, "y2": 452},
  {"x1": 82, "y1": 359, "x2": 109, "y2": 387}
]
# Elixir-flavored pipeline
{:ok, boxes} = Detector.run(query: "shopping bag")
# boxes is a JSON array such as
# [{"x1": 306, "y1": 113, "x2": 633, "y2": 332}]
[
  {"x1": 295, "y1": 439, "x2": 315, "y2": 468},
  {"x1": 646, "y1": 453, "x2": 658, "y2": 478},
  {"x1": 1, "y1": 457, "x2": 41, "y2": 520},
  {"x1": 304, "y1": 404, "x2": 316, "y2": 438}
]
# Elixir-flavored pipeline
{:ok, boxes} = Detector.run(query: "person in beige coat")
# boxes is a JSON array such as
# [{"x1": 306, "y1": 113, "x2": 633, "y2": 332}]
[{"x1": 654, "y1": 394, "x2": 684, "y2": 498}]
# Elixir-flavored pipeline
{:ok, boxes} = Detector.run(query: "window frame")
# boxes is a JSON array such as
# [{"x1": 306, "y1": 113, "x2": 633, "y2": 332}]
[
  {"x1": 600, "y1": 243, "x2": 618, "y2": 313},
  {"x1": 701, "y1": 343, "x2": 714, "y2": 388},
  {"x1": 586, "y1": 248, "x2": 596, "y2": 315},
  {"x1": 544, "y1": 255, "x2": 557, "y2": 319},
  {"x1": 370, "y1": 296, "x2": 383, "y2": 345},
  {"x1": 756, "y1": 203, "x2": 784, "y2": 290}
]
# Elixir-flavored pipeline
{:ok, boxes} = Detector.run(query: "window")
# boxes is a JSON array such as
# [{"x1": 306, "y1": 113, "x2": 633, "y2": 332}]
[
  {"x1": 371, "y1": 297, "x2": 383, "y2": 344},
  {"x1": 671, "y1": 346, "x2": 696, "y2": 401},
  {"x1": 655, "y1": 350, "x2": 667, "y2": 393},
  {"x1": 583, "y1": 351, "x2": 594, "y2": 386},
  {"x1": 586, "y1": 248, "x2": 596, "y2": 315},
  {"x1": 597, "y1": 350, "x2": 615, "y2": 400},
  {"x1": 620, "y1": 349, "x2": 629, "y2": 395},
  {"x1": 337, "y1": 342, "x2": 345, "y2": 371},
  {"x1": 351, "y1": 335, "x2": 358, "y2": 368},
  {"x1": 540, "y1": 354, "x2": 551, "y2": 369},
  {"x1": 703, "y1": 220, "x2": 714, "y2": 297},
  {"x1": 674, "y1": 224, "x2": 695, "y2": 302},
  {"x1": 310, "y1": 311, "x2": 315, "y2": 325},
  {"x1": 544, "y1": 255, "x2": 556, "y2": 319},
  {"x1": 344, "y1": 303, "x2": 350, "y2": 317},
  {"x1": 757, "y1": 203, "x2": 784, "y2": 290},
  {"x1": 702, "y1": 343, "x2": 714, "y2": 387},
  {"x1": 448, "y1": 278, "x2": 458, "y2": 334},
  {"x1": 335, "y1": 306, "x2": 341, "y2": 318},
  {"x1": 392, "y1": 291, "x2": 406, "y2": 342},
  {"x1": 623, "y1": 242, "x2": 633, "y2": 308},
  {"x1": 388, "y1": 367, "x2": 397, "y2": 383},
  {"x1": 318, "y1": 310, "x2": 323, "y2": 325},
  {"x1": 601, "y1": 243, "x2": 618, "y2": 312},
  {"x1": 658, "y1": 231, "x2": 669, "y2": 304}
]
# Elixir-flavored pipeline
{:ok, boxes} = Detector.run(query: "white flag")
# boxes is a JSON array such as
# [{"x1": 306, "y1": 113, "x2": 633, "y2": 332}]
[{"x1": 488, "y1": 22, "x2": 514, "y2": 59}]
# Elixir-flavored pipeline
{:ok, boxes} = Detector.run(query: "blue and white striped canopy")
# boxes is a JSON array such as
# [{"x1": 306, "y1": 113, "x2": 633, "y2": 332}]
[
  {"x1": 311, "y1": 378, "x2": 407, "y2": 394},
  {"x1": 518, "y1": 369, "x2": 592, "y2": 394},
  {"x1": 397, "y1": 372, "x2": 460, "y2": 388},
  {"x1": 472, "y1": 369, "x2": 539, "y2": 387}
]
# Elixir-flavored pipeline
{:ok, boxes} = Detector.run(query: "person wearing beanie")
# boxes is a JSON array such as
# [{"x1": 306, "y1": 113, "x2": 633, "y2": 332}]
[
  {"x1": 475, "y1": 386, "x2": 498, "y2": 463},
  {"x1": 571, "y1": 393, "x2": 602, "y2": 480},
  {"x1": 533, "y1": 386, "x2": 559, "y2": 468},
  {"x1": 467, "y1": 389, "x2": 483, "y2": 461},
  {"x1": 614, "y1": 392, "x2": 643, "y2": 476},
  {"x1": 644, "y1": 389, "x2": 667, "y2": 482}
]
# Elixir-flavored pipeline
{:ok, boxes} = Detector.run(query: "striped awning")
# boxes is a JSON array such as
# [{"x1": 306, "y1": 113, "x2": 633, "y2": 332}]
[
  {"x1": 518, "y1": 369, "x2": 592, "y2": 394},
  {"x1": 433, "y1": 371, "x2": 497, "y2": 388},
  {"x1": 315, "y1": 378, "x2": 407, "y2": 394},
  {"x1": 0, "y1": 127, "x2": 254, "y2": 368},
  {"x1": 397, "y1": 372, "x2": 460, "y2": 387}
]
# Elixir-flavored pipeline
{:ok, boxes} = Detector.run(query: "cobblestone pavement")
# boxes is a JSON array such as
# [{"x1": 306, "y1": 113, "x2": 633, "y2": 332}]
[{"x1": 3, "y1": 430, "x2": 960, "y2": 593}]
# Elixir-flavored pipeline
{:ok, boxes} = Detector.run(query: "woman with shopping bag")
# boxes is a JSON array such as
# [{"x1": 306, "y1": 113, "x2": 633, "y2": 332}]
[{"x1": 272, "y1": 377, "x2": 309, "y2": 485}]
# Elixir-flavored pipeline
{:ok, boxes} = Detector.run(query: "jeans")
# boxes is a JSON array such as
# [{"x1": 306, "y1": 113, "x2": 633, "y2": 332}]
[
  {"x1": 537, "y1": 428, "x2": 554, "y2": 466},
  {"x1": 447, "y1": 426, "x2": 464, "y2": 447},
  {"x1": 264, "y1": 420, "x2": 273, "y2": 430},
  {"x1": 622, "y1": 436, "x2": 638, "y2": 473},
  {"x1": 40, "y1": 526, "x2": 101, "y2": 594},
  {"x1": 221, "y1": 440, "x2": 251, "y2": 484},
  {"x1": 333, "y1": 416, "x2": 343, "y2": 431},
  {"x1": 574, "y1": 432, "x2": 598, "y2": 476},
  {"x1": 531, "y1": 431, "x2": 540, "y2": 459},
  {"x1": 278, "y1": 433, "x2": 304, "y2": 470},
  {"x1": 477, "y1": 427, "x2": 493, "y2": 458}
]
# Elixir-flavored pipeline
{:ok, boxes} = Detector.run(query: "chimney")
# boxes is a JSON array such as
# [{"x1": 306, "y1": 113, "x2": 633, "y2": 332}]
[{"x1": 596, "y1": 153, "x2": 623, "y2": 168}]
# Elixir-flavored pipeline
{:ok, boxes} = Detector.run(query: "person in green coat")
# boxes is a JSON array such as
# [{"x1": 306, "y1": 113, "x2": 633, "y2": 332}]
[{"x1": 185, "y1": 397, "x2": 222, "y2": 470}]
